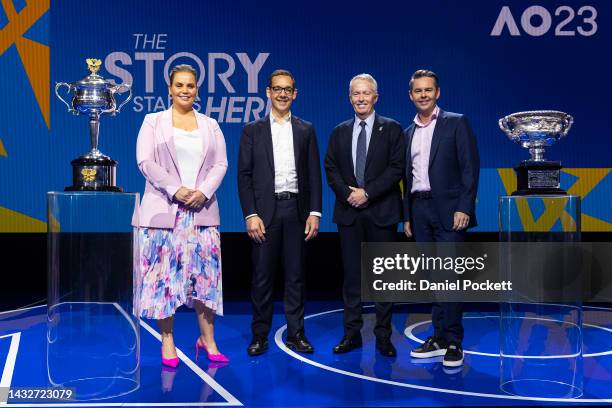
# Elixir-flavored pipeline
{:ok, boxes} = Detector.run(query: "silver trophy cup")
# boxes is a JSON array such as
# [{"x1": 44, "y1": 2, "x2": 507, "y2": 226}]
[
  {"x1": 55, "y1": 58, "x2": 132, "y2": 191},
  {"x1": 499, "y1": 110, "x2": 573, "y2": 195}
]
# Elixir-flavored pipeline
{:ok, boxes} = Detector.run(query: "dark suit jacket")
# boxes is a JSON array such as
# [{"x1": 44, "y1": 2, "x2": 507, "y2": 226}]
[
  {"x1": 325, "y1": 114, "x2": 405, "y2": 227},
  {"x1": 402, "y1": 110, "x2": 480, "y2": 230},
  {"x1": 238, "y1": 115, "x2": 322, "y2": 227}
]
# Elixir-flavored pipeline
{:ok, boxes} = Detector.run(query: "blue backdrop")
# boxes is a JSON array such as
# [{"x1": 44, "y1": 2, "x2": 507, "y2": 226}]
[{"x1": 1, "y1": 0, "x2": 611, "y2": 232}]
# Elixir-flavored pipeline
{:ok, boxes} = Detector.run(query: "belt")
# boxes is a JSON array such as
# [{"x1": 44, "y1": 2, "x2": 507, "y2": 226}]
[
  {"x1": 411, "y1": 190, "x2": 432, "y2": 199},
  {"x1": 274, "y1": 191, "x2": 298, "y2": 200}
]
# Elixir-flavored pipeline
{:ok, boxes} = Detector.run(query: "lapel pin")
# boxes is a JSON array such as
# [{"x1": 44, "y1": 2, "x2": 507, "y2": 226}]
[{"x1": 379, "y1": 126, "x2": 383, "y2": 131}]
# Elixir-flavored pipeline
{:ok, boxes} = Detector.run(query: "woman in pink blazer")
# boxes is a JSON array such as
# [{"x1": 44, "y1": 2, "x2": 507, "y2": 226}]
[{"x1": 135, "y1": 64, "x2": 228, "y2": 367}]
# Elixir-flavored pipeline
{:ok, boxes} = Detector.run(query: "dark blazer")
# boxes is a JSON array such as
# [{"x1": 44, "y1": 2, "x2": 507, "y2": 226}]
[
  {"x1": 402, "y1": 109, "x2": 480, "y2": 230},
  {"x1": 238, "y1": 115, "x2": 322, "y2": 227},
  {"x1": 325, "y1": 114, "x2": 405, "y2": 227}
]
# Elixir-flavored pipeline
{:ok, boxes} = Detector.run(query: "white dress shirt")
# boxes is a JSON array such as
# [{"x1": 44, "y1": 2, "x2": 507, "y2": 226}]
[
  {"x1": 270, "y1": 112, "x2": 298, "y2": 194},
  {"x1": 245, "y1": 112, "x2": 321, "y2": 219}
]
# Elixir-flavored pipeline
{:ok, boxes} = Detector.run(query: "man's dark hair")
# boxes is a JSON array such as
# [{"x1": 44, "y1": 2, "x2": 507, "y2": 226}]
[
  {"x1": 409, "y1": 69, "x2": 439, "y2": 90},
  {"x1": 268, "y1": 69, "x2": 296, "y2": 88}
]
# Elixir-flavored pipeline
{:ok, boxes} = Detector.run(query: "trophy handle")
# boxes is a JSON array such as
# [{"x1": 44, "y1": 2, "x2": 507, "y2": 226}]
[
  {"x1": 498, "y1": 116, "x2": 509, "y2": 133},
  {"x1": 112, "y1": 84, "x2": 133, "y2": 114},
  {"x1": 562, "y1": 114, "x2": 574, "y2": 136},
  {"x1": 55, "y1": 82, "x2": 76, "y2": 113}
]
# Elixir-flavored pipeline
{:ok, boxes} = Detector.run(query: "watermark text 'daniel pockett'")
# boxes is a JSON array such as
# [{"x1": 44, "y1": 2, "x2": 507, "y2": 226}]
[{"x1": 361, "y1": 242, "x2": 612, "y2": 303}]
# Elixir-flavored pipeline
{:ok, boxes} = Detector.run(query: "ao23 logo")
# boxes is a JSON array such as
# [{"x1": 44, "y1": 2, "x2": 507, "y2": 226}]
[{"x1": 491, "y1": 5, "x2": 597, "y2": 37}]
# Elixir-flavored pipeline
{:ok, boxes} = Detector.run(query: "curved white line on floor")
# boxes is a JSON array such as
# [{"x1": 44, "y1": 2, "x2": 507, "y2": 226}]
[
  {"x1": 0, "y1": 304, "x2": 45, "y2": 316},
  {"x1": 405, "y1": 316, "x2": 612, "y2": 358},
  {"x1": 274, "y1": 307, "x2": 612, "y2": 403}
]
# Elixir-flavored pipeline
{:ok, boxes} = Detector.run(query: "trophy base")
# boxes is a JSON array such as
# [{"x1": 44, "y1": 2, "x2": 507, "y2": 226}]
[
  {"x1": 66, "y1": 156, "x2": 123, "y2": 192},
  {"x1": 512, "y1": 160, "x2": 566, "y2": 196},
  {"x1": 65, "y1": 185, "x2": 123, "y2": 192}
]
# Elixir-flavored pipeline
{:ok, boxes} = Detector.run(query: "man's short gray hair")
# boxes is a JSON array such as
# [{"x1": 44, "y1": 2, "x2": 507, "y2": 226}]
[{"x1": 349, "y1": 73, "x2": 378, "y2": 95}]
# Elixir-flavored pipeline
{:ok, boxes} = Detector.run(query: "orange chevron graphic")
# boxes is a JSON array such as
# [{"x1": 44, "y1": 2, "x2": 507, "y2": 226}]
[{"x1": 0, "y1": 0, "x2": 50, "y2": 129}]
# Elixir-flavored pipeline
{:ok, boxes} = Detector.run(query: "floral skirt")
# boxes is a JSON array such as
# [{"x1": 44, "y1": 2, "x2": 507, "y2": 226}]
[{"x1": 136, "y1": 207, "x2": 223, "y2": 319}]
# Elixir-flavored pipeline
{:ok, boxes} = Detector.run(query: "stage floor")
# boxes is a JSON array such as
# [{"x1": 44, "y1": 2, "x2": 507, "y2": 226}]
[{"x1": 0, "y1": 302, "x2": 611, "y2": 407}]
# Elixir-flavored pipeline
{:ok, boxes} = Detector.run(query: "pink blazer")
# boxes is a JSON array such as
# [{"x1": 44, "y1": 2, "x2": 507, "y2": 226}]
[{"x1": 134, "y1": 107, "x2": 228, "y2": 228}]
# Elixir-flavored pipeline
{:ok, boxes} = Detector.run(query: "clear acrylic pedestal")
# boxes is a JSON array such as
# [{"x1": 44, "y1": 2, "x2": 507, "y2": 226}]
[
  {"x1": 498, "y1": 195, "x2": 582, "y2": 399},
  {"x1": 47, "y1": 192, "x2": 140, "y2": 401}
]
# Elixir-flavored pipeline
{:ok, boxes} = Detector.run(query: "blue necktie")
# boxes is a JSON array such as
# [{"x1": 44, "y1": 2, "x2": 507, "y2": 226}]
[{"x1": 355, "y1": 121, "x2": 367, "y2": 187}]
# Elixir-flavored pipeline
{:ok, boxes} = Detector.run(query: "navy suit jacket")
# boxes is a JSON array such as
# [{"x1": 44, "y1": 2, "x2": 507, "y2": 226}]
[
  {"x1": 237, "y1": 115, "x2": 322, "y2": 227},
  {"x1": 402, "y1": 110, "x2": 480, "y2": 230},
  {"x1": 325, "y1": 114, "x2": 405, "y2": 227}
]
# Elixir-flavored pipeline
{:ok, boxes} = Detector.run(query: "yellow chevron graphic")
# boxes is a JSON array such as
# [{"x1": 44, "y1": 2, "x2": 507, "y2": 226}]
[
  {"x1": 498, "y1": 168, "x2": 516, "y2": 198},
  {"x1": 48, "y1": 212, "x2": 60, "y2": 232},
  {"x1": 509, "y1": 195, "x2": 577, "y2": 232},
  {"x1": 582, "y1": 214, "x2": 612, "y2": 232},
  {"x1": 0, "y1": 206, "x2": 46, "y2": 232},
  {"x1": 497, "y1": 168, "x2": 612, "y2": 232},
  {"x1": 0, "y1": 138, "x2": 6, "y2": 157},
  {"x1": 563, "y1": 168, "x2": 610, "y2": 197}
]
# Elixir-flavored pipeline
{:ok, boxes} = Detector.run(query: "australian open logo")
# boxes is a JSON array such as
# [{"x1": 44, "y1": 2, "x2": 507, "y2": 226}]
[{"x1": 103, "y1": 34, "x2": 272, "y2": 123}]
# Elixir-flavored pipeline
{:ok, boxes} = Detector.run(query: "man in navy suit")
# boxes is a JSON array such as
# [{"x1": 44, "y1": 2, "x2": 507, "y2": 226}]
[
  {"x1": 325, "y1": 74, "x2": 404, "y2": 357},
  {"x1": 238, "y1": 69, "x2": 322, "y2": 356},
  {"x1": 403, "y1": 69, "x2": 479, "y2": 368}
]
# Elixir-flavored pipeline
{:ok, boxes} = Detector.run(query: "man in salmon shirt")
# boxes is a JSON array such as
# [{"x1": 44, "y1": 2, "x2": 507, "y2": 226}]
[{"x1": 403, "y1": 69, "x2": 480, "y2": 369}]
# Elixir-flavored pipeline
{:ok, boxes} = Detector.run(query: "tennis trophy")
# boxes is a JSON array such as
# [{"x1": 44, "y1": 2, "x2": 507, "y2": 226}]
[
  {"x1": 499, "y1": 110, "x2": 573, "y2": 195},
  {"x1": 55, "y1": 58, "x2": 132, "y2": 192}
]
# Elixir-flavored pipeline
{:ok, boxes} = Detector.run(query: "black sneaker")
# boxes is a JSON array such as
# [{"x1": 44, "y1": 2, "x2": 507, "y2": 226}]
[
  {"x1": 410, "y1": 336, "x2": 447, "y2": 358},
  {"x1": 442, "y1": 343, "x2": 464, "y2": 367}
]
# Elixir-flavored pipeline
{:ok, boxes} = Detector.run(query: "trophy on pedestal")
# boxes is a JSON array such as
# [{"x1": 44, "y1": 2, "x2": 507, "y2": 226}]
[
  {"x1": 499, "y1": 110, "x2": 573, "y2": 195},
  {"x1": 55, "y1": 59, "x2": 132, "y2": 192}
]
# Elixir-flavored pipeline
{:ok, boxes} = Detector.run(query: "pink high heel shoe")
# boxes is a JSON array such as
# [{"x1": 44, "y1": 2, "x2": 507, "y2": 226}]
[
  {"x1": 161, "y1": 346, "x2": 179, "y2": 368},
  {"x1": 196, "y1": 337, "x2": 229, "y2": 363}
]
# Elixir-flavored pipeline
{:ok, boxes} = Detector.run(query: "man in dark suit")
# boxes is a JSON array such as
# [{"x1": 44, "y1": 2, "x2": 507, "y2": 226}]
[
  {"x1": 238, "y1": 69, "x2": 322, "y2": 356},
  {"x1": 403, "y1": 69, "x2": 479, "y2": 368},
  {"x1": 325, "y1": 74, "x2": 404, "y2": 357}
]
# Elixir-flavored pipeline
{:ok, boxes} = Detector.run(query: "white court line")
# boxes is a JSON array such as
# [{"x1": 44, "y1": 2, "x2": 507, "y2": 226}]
[
  {"x1": 139, "y1": 319, "x2": 242, "y2": 407},
  {"x1": 4, "y1": 404, "x2": 239, "y2": 407},
  {"x1": 584, "y1": 305, "x2": 612, "y2": 311},
  {"x1": 1, "y1": 303, "x2": 610, "y2": 405},
  {"x1": 112, "y1": 302, "x2": 140, "y2": 360},
  {"x1": 581, "y1": 323, "x2": 612, "y2": 357},
  {"x1": 0, "y1": 303, "x2": 241, "y2": 407},
  {"x1": 274, "y1": 306, "x2": 612, "y2": 403},
  {"x1": 405, "y1": 316, "x2": 612, "y2": 358},
  {"x1": 0, "y1": 333, "x2": 21, "y2": 405},
  {"x1": 0, "y1": 305, "x2": 45, "y2": 317}
]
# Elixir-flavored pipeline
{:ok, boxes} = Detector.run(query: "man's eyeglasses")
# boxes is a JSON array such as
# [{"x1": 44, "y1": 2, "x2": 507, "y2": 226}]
[{"x1": 270, "y1": 86, "x2": 295, "y2": 95}]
